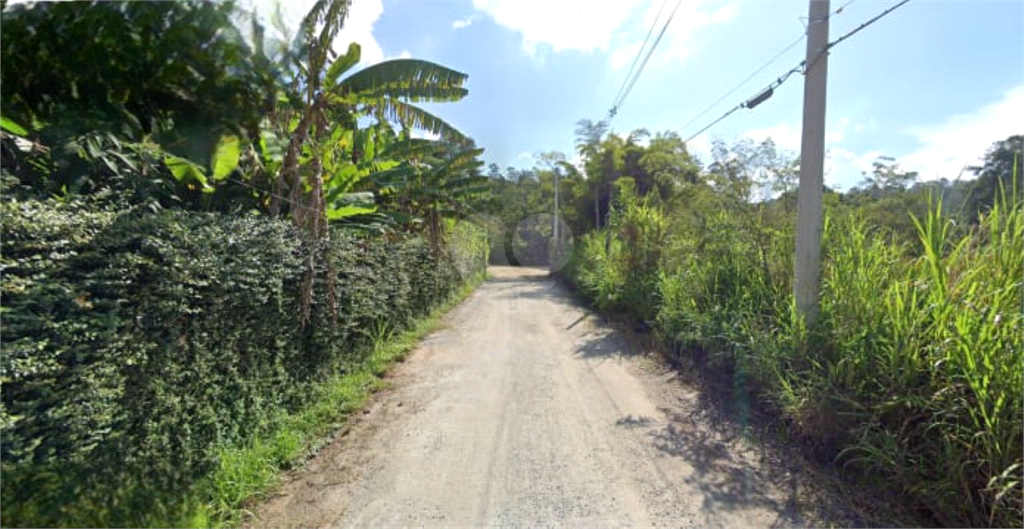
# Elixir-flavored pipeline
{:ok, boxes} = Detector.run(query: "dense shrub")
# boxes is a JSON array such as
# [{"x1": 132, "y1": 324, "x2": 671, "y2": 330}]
[
  {"x1": 0, "y1": 199, "x2": 486, "y2": 527},
  {"x1": 561, "y1": 191, "x2": 1023, "y2": 528}
]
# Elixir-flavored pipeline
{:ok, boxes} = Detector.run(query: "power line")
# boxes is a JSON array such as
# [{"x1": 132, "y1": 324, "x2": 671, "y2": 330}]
[
  {"x1": 683, "y1": 0, "x2": 912, "y2": 144},
  {"x1": 615, "y1": 0, "x2": 682, "y2": 111},
  {"x1": 679, "y1": 33, "x2": 805, "y2": 133},
  {"x1": 680, "y1": 0, "x2": 856, "y2": 134},
  {"x1": 834, "y1": 0, "x2": 858, "y2": 17},
  {"x1": 608, "y1": 0, "x2": 683, "y2": 123},
  {"x1": 807, "y1": 0, "x2": 910, "y2": 72},
  {"x1": 685, "y1": 65, "x2": 803, "y2": 142},
  {"x1": 611, "y1": 1, "x2": 668, "y2": 112}
]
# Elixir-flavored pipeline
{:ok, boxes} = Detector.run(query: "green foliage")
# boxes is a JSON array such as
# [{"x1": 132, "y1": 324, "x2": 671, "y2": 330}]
[
  {"x1": 966, "y1": 135, "x2": 1023, "y2": 218},
  {"x1": 558, "y1": 135, "x2": 1023, "y2": 528},
  {"x1": 0, "y1": 2, "x2": 489, "y2": 526},
  {"x1": 0, "y1": 199, "x2": 486, "y2": 528},
  {"x1": 0, "y1": 1, "x2": 276, "y2": 151},
  {"x1": 192, "y1": 268, "x2": 486, "y2": 528}
]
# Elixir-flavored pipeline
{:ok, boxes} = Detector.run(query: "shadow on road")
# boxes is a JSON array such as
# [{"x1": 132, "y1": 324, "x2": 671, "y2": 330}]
[
  {"x1": 482, "y1": 266, "x2": 873, "y2": 527},
  {"x1": 648, "y1": 416, "x2": 806, "y2": 528}
]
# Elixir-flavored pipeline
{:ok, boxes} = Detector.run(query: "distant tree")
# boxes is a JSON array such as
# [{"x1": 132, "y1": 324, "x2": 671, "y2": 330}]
[
  {"x1": 966, "y1": 135, "x2": 1023, "y2": 217},
  {"x1": 640, "y1": 132, "x2": 701, "y2": 200},
  {"x1": 574, "y1": 119, "x2": 609, "y2": 157},
  {"x1": 856, "y1": 155, "x2": 918, "y2": 197}
]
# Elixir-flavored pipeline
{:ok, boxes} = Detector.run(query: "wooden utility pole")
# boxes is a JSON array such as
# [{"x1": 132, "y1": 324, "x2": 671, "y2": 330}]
[{"x1": 795, "y1": 0, "x2": 830, "y2": 325}]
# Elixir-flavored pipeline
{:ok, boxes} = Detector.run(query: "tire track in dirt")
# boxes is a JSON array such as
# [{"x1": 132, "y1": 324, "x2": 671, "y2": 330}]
[{"x1": 249, "y1": 266, "x2": 871, "y2": 528}]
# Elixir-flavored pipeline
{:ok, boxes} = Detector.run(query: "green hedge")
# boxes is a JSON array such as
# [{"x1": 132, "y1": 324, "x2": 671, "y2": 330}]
[{"x1": 0, "y1": 199, "x2": 486, "y2": 527}]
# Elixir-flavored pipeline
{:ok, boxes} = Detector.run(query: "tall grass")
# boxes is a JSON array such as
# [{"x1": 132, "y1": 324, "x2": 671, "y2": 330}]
[
  {"x1": 834, "y1": 192, "x2": 1023, "y2": 527},
  {"x1": 563, "y1": 178, "x2": 1023, "y2": 527}
]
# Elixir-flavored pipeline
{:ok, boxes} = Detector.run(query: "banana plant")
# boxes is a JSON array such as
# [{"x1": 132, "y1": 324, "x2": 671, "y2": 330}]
[
  {"x1": 367, "y1": 138, "x2": 489, "y2": 248},
  {"x1": 265, "y1": 0, "x2": 471, "y2": 238},
  {"x1": 162, "y1": 134, "x2": 241, "y2": 193},
  {"x1": 251, "y1": 0, "x2": 474, "y2": 323}
]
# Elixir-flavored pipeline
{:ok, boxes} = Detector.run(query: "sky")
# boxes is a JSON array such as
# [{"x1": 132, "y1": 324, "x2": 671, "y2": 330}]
[{"x1": 250, "y1": 0, "x2": 1023, "y2": 191}]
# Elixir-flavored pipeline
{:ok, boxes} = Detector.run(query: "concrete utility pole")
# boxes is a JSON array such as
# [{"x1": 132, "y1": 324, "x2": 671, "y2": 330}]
[
  {"x1": 552, "y1": 168, "x2": 560, "y2": 266},
  {"x1": 795, "y1": 0, "x2": 830, "y2": 325}
]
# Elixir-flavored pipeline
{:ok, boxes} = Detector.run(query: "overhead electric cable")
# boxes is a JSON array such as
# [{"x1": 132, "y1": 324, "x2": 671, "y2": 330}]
[
  {"x1": 806, "y1": 0, "x2": 910, "y2": 72},
  {"x1": 684, "y1": 65, "x2": 803, "y2": 142},
  {"x1": 611, "y1": 0, "x2": 668, "y2": 112},
  {"x1": 679, "y1": 33, "x2": 805, "y2": 132},
  {"x1": 608, "y1": 0, "x2": 683, "y2": 123},
  {"x1": 683, "y1": 0, "x2": 912, "y2": 143},
  {"x1": 680, "y1": 0, "x2": 856, "y2": 134}
]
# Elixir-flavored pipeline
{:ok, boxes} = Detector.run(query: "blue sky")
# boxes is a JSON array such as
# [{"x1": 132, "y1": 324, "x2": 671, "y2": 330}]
[{"x1": 256, "y1": 0, "x2": 1023, "y2": 191}]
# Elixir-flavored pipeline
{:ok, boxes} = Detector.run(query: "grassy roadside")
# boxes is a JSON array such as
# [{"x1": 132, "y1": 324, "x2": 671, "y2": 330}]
[{"x1": 166, "y1": 271, "x2": 488, "y2": 529}]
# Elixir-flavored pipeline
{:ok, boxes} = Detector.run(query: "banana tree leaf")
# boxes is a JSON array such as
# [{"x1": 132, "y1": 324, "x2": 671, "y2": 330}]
[
  {"x1": 325, "y1": 165, "x2": 363, "y2": 201},
  {"x1": 164, "y1": 155, "x2": 211, "y2": 190},
  {"x1": 353, "y1": 127, "x2": 374, "y2": 162},
  {"x1": 375, "y1": 211, "x2": 417, "y2": 225},
  {"x1": 367, "y1": 159, "x2": 401, "y2": 172},
  {"x1": 429, "y1": 147, "x2": 485, "y2": 178},
  {"x1": 212, "y1": 135, "x2": 241, "y2": 181},
  {"x1": 379, "y1": 138, "x2": 448, "y2": 160},
  {"x1": 325, "y1": 42, "x2": 361, "y2": 89},
  {"x1": 361, "y1": 128, "x2": 376, "y2": 161},
  {"x1": 327, "y1": 205, "x2": 377, "y2": 220},
  {"x1": 441, "y1": 176, "x2": 489, "y2": 190},
  {"x1": 331, "y1": 126, "x2": 352, "y2": 151},
  {"x1": 259, "y1": 130, "x2": 287, "y2": 160},
  {"x1": 335, "y1": 191, "x2": 375, "y2": 205},
  {"x1": 376, "y1": 99, "x2": 470, "y2": 145},
  {"x1": 366, "y1": 162, "x2": 417, "y2": 187},
  {"x1": 339, "y1": 59, "x2": 468, "y2": 101},
  {"x1": 1, "y1": 116, "x2": 28, "y2": 136}
]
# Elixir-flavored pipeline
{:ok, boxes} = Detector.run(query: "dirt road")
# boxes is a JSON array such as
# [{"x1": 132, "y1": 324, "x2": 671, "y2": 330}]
[{"x1": 251, "y1": 266, "x2": 864, "y2": 528}]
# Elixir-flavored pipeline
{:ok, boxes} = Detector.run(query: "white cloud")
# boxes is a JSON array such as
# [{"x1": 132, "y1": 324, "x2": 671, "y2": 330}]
[
  {"x1": 471, "y1": 0, "x2": 737, "y2": 64},
  {"x1": 826, "y1": 147, "x2": 885, "y2": 189},
  {"x1": 609, "y1": 41, "x2": 644, "y2": 70},
  {"x1": 743, "y1": 123, "x2": 800, "y2": 151},
  {"x1": 743, "y1": 119, "x2": 848, "y2": 153},
  {"x1": 399, "y1": 50, "x2": 412, "y2": 59},
  {"x1": 472, "y1": 0, "x2": 642, "y2": 57},
  {"x1": 899, "y1": 85, "x2": 1024, "y2": 181},
  {"x1": 612, "y1": 1, "x2": 739, "y2": 68},
  {"x1": 452, "y1": 15, "x2": 476, "y2": 29},
  {"x1": 246, "y1": 0, "x2": 385, "y2": 67},
  {"x1": 685, "y1": 133, "x2": 712, "y2": 162},
  {"x1": 823, "y1": 85, "x2": 1023, "y2": 189},
  {"x1": 829, "y1": 147, "x2": 885, "y2": 175}
]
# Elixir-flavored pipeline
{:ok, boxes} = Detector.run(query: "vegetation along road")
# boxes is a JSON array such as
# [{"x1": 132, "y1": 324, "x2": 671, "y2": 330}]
[
  {"x1": 251, "y1": 267, "x2": 871, "y2": 528},
  {"x1": 3, "y1": 1, "x2": 1019, "y2": 527}
]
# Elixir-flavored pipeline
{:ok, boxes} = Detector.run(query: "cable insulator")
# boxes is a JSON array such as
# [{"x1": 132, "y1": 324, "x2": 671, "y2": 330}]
[{"x1": 744, "y1": 87, "x2": 774, "y2": 109}]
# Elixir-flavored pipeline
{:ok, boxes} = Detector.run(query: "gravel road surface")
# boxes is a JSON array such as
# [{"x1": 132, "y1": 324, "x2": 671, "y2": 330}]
[{"x1": 251, "y1": 266, "x2": 864, "y2": 528}]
